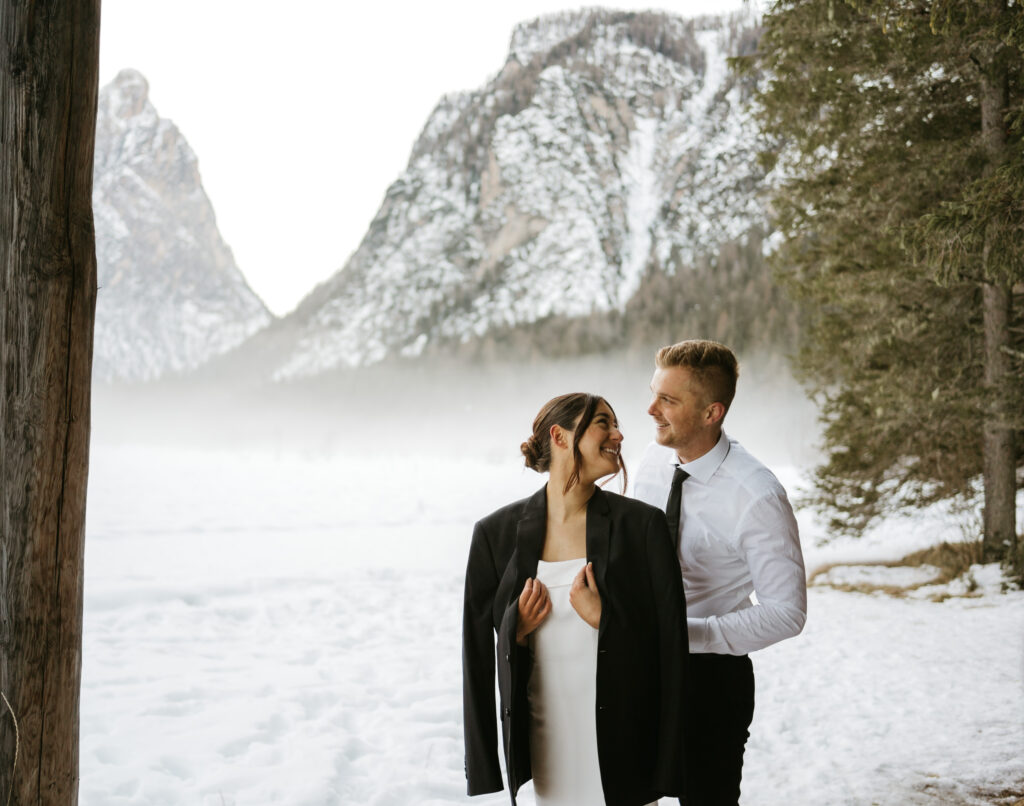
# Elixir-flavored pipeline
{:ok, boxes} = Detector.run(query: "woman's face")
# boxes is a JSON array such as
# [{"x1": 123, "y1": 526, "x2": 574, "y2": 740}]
[{"x1": 573, "y1": 400, "x2": 623, "y2": 482}]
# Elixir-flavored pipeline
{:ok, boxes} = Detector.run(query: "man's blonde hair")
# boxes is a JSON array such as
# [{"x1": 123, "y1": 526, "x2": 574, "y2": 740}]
[{"x1": 655, "y1": 339, "x2": 739, "y2": 413}]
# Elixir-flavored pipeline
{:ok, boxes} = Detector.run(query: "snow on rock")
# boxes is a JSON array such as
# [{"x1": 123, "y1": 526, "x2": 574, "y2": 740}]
[
  {"x1": 92, "y1": 69, "x2": 271, "y2": 383},
  {"x1": 257, "y1": 10, "x2": 768, "y2": 379},
  {"x1": 507, "y1": 9, "x2": 594, "y2": 65}
]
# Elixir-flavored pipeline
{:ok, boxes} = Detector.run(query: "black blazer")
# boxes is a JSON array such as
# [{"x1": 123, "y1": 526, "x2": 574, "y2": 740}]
[{"x1": 462, "y1": 485, "x2": 688, "y2": 806}]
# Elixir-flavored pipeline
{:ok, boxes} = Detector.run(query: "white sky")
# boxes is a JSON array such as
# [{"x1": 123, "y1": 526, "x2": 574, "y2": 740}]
[{"x1": 99, "y1": 0, "x2": 751, "y2": 316}]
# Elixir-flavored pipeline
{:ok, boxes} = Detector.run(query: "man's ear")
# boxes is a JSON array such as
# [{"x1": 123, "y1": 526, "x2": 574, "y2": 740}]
[{"x1": 705, "y1": 402, "x2": 726, "y2": 427}]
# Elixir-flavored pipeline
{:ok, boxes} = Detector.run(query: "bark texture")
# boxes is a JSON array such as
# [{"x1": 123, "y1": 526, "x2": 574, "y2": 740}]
[
  {"x1": 978, "y1": 0, "x2": 1018, "y2": 560},
  {"x1": 0, "y1": 1, "x2": 101, "y2": 804},
  {"x1": 981, "y1": 281, "x2": 1016, "y2": 557}
]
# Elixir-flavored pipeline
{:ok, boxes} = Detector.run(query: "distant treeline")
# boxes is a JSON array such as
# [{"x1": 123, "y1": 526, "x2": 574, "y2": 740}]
[{"x1": 421, "y1": 228, "x2": 796, "y2": 363}]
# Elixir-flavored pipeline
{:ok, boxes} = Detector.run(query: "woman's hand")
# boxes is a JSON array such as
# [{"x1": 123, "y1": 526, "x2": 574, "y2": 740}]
[
  {"x1": 569, "y1": 562, "x2": 601, "y2": 630},
  {"x1": 516, "y1": 578, "x2": 552, "y2": 646}
]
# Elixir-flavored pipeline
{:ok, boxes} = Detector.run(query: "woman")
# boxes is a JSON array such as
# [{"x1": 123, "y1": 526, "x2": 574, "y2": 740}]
[{"x1": 462, "y1": 393, "x2": 688, "y2": 806}]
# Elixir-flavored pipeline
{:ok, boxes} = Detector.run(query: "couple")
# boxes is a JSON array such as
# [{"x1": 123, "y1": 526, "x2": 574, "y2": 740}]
[{"x1": 462, "y1": 340, "x2": 808, "y2": 806}]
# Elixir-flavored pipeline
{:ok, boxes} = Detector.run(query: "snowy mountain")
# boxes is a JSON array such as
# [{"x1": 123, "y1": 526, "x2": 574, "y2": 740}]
[
  {"x1": 92, "y1": 69, "x2": 271, "y2": 383},
  {"x1": 245, "y1": 9, "x2": 775, "y2": 380}
]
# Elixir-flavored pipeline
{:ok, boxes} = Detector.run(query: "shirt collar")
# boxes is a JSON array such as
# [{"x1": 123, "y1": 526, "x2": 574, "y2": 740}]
[{"x1": 668, "y1": 430, "x2": 730, "y2": 484}]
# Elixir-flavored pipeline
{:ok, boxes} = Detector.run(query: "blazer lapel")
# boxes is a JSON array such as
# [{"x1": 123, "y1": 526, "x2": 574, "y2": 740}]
[
  {"x1": 585, "y1": 488, "x2": 611, "y2": 639},
  {"x1": 514, "y1": 485, "x2": 547, "y2": 587},
  {"x1": 496, "y1": 486, "x2": 546, "y2": 645}
]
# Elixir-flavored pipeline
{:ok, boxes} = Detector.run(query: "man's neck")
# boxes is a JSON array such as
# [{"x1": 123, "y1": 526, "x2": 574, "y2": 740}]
[{"x1": 675, "y1": 429, "x2": 722, "y2": 465}]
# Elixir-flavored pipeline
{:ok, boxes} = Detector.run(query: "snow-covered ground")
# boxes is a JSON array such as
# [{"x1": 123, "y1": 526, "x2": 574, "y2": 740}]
[{"x1": 81, "y1": 439, "x2": 1024, "y2": 805}]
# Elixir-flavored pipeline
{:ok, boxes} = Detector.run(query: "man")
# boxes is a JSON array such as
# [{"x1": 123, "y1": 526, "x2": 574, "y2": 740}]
[{"x1": 632, "y1": 339, "x2": 807, "y2": 806}]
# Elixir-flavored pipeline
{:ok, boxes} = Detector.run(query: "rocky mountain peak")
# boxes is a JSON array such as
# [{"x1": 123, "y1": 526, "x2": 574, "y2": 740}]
[
  {"x1": 226, "y1": 8, "x2": 786, "y2": 380},
  {"x1": 507, "y1": 9, "x2": 596, "y2": 64},
  {"x1": 103, "y1": 68, "x2": 150, "y2": 120},
  {"x1": 92, "y1": 69, "x2": 271, "y2": 382}
]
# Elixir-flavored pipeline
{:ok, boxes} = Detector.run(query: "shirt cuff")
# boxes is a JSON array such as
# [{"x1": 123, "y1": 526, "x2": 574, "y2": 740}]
[{"x1": 686, "y1": 617, "x2": 708, "y2": 652}]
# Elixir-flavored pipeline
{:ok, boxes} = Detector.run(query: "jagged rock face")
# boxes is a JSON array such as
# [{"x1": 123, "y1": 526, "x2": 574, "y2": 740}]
[
  {"x1": 273, "y1": 9, "x2": 765, "y2": 378},
  {"x1": 92, "y1": 69, "x2": 271, "y2": 382}
]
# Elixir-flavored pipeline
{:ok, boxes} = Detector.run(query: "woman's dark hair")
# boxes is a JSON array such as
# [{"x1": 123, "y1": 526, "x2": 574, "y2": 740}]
[{"x1": 520, "y1": 392, "x2": 627, "y2": 493}]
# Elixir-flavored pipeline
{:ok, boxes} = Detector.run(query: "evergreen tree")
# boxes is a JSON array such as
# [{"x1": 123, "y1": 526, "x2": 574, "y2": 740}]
[{"x1": 741, "y1": 0, "x2": 1023, "y2": 563}]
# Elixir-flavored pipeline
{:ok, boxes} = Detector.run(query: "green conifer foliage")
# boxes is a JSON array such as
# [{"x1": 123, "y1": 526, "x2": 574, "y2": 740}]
[{"x1": 741, "y1": 0, "x2": 1023, "y2": 561}]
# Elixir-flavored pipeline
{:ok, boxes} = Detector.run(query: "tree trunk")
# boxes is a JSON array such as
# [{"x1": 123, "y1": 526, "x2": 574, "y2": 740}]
[
  {"x1": 981, "y1": 281, "x2": 1017, "y2": 558},
  {"x1": 0, "y1": 2, "x2": 101, "y2": 804},
  {"x1": 978, "y1": 0, "x2": 1018, "y2": 562}
]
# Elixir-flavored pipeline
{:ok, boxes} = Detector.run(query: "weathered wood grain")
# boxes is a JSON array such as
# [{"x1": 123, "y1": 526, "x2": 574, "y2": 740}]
[{"x1": 1, "y1": 2, "x2": 101, "y2": 803}]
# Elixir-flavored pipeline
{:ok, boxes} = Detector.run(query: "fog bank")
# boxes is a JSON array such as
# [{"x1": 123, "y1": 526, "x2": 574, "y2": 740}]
[{"x1": 91, "y1": 351, "x2": 821, "y2": 474}]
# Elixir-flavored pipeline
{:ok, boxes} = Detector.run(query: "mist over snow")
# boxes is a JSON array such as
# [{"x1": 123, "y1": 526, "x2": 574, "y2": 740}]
[{"x1": 82, "y1": 356, "x2": 1024, "y2": 805}]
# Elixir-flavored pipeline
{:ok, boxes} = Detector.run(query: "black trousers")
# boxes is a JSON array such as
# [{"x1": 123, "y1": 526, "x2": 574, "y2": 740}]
[{"x1": 681, "y1": 653, "x2": 755, "y2": 806}]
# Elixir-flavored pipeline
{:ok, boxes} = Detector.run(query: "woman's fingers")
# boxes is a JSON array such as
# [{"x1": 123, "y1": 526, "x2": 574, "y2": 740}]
[
  {"x1": 527, "y1": 579, "x2": 543, "y2": 611},
  {"x1": 537, "y1": 582, "x2": 550, "y2": 610},
  {"x1": 567, "y1": 563, "x2": 601, "y2": 630},
  {"x1": 519, "y1": 578, "x2": 549, "y2": 619},
  {"x1": 516, "y1": 579, "x2": 551, "y2": 644},
  {"x1": 519, "y1": 578, "x2": 538, "y2": 610},
  {"x1": 529, "y1": 581, "x2": 549, "y2": 616}
]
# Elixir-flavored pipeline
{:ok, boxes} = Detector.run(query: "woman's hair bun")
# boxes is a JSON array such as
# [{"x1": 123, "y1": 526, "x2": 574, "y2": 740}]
[{"x1": 521, "y1": 434, "x2": 543, "y2": 471}]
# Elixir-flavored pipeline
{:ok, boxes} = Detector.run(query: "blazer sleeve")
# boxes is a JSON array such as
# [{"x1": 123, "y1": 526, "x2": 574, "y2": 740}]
[
  {"x1": 646, "y1": 506, "x2": 689, "y2": 796},
  {"x1": 462, "y1": 519, "x2": 504, "y2": 795}
]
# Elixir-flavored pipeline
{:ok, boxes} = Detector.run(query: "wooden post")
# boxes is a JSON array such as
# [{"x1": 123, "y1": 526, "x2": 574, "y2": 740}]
[{"x1": 0, "y1": 1, "x2": 101, "y2": 804}]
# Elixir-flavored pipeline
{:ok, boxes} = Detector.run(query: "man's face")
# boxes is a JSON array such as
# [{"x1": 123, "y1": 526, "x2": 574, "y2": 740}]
[{"x1": 647, "y1": 365, "x2": 716, "y2": 459}]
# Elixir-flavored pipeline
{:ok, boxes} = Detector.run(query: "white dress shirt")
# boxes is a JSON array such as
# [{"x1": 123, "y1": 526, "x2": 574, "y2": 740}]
[{"x1": 633, "y1": 431, "x2": 807, "y2": 655}]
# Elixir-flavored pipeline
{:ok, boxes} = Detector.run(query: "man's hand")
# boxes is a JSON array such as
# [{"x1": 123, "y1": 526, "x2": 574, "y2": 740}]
[
  {"x1": 569, "y1": 562, "x2": 601, "y2": 630},
  {"x1": 516, "y1": 578, "x2": 552, "y2": 646}
]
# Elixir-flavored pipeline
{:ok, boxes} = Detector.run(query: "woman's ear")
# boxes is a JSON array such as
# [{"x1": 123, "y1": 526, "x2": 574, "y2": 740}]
[{"x1": 549, "y1": 423, "x2": 568, "y2": 449}]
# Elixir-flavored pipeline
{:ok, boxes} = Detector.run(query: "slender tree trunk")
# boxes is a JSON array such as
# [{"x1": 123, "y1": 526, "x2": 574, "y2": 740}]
[
  {"x1": 977, "y1": 0, "x2": 1018, "y2": 561},
  {"x1": 0, "y1": 2, "x2": 101, "y2": 804},
  {"x1": 981, "y1": 281, "x2": 1017, "y2": 557}
]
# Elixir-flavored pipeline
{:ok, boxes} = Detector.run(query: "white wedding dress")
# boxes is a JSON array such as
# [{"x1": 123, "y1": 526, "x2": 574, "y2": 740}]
[{"x1": 527, "y1": 558, "x2": 605, "y2": 806}]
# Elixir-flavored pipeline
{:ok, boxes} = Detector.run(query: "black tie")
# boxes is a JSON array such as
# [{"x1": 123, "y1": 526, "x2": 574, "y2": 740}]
[{"x1": 665, "y1": 466, "x2": 689, "y2": 545}]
